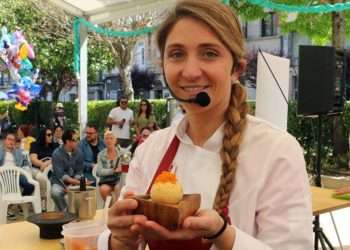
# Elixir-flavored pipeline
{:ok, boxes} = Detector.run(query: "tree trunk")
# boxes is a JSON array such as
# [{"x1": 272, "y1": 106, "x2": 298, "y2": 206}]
[
  {"x1": 119, "y1": 67, "x2": 134, "y2": 100},
  {"x1": 331, "y1": 1, "x2": 348, "y2": 162}
]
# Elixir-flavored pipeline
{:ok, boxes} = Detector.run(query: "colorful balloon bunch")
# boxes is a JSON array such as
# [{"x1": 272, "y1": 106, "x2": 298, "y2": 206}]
[{"x1": 0, "y1": 26, "x2": 41, "y2": 111}]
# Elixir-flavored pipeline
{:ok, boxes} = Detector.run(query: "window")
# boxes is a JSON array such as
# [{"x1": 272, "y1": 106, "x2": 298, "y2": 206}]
[{"x1": 261, "y1": 12, "x2": 277, "y2": 37}]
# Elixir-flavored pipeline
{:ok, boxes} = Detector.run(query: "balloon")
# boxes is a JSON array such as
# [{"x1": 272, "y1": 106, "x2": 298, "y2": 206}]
[
  {"x1": 27, "y1": 44, "x2": 35, "y2": 59},
  {"x1": 15, "y1": 102, "x2": 27, "y2": 111},
  {"x1": 19, "y1": 43, "x2": 29, "y2": 60},
  {"x1": 12, "y1": 30, "x2": 24, "y2": 46},
  {"x1": 30, "y1": 83, "x2": 42, "y2": 97},
  {"x1": 1, "y1": 26, "x2": 40, "y2": 111},
  {"x1": 16, "y1": 89, "x2": 31, "y2": 106},
  {"x1": 18, "y1": 58, "x2": 33, "y2": 77}
]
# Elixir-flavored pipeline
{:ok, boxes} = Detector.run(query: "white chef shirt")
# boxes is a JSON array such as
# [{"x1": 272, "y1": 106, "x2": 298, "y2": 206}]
[{"x1": 98, "y1": 115, "x2": 313, "y2": 250}]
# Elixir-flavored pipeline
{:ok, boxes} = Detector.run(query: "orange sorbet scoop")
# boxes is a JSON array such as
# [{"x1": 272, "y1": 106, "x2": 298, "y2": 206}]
[{"x1": 150, "y1": 171, "x2": 183, "y2": 204}]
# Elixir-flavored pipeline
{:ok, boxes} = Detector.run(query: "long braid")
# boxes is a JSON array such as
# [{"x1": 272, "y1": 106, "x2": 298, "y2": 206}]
[{"x1": 213, "y1": 82, "x2": 249, "y2": 212}]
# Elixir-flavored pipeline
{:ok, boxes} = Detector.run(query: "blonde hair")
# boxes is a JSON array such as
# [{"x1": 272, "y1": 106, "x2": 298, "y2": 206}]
[
  {"x1": 156, "y1": 0, "x2": 249, "y2": 213},
  {"x1": 104, "y1": 130, "x2": 115, "y2": 139}
]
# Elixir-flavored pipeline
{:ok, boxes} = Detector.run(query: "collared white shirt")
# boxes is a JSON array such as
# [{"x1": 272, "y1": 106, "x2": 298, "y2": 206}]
[{"x1": 99, "y1": 115, "x2": 313, "y2": 250}]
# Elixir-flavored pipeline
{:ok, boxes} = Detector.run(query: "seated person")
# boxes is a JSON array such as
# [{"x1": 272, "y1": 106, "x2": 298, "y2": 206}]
[
  {"x1": 53, "y1": 125, "x2": 64, "y2": 145},
  {"x1": 29, "y1": 128, "x2": 59, "y2": 203},
  {"x1": 79, "y1": 123, "x2": 105, "y2": 184},
  {"x1": 50, "y1": 129, "x2": 91, "y2": 211},
  {"x1": 130, "y1": 127, "x2": 152, "y2": 154},
  {"x1": 96, "y1": 131, "x2": 122, "y2": 201},
  {"x1": 0, "y1": 132, "x2": 34, "y2": 218}
]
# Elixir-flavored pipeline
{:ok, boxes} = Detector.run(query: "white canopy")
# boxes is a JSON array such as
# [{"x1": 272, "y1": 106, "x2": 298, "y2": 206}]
[
  {"x1": 48, "y1": 0, "x2": 176, "y2": 136},
  {"x1": 49, "y1": 0, "x2": 176, "y2": 24}
]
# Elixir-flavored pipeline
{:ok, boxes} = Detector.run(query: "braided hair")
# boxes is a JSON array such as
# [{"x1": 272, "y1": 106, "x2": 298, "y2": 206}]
[{"x1": 156, "y1": 0, "x2": 249, "y2": 213}]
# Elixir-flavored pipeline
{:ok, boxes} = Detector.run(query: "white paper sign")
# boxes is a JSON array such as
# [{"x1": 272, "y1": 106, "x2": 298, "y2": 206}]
[{"x1": 255, "y1": 51, "x2": 290, "y2": 130}]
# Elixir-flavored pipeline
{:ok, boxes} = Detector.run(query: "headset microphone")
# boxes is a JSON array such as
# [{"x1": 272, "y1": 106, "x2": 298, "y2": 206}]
[
  {"x1": 162, "y1": 72, "x2": 211, "y2": 107},
  {"x1": 170, "y1": 90, "x2": 211, "y2": 107}
]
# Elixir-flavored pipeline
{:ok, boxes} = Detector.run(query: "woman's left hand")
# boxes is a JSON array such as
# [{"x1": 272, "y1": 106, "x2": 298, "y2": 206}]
[{"x1": 132, "y1": 209, "x2": 224, "y2": 241}]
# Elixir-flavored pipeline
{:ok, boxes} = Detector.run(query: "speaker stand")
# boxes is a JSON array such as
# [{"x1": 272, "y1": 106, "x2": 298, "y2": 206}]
[{"x1": 313, "y1": 114, "x2": 334, "y2": 250}]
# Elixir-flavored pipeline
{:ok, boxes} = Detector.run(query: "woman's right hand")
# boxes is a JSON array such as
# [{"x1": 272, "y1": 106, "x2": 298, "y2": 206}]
[{"x1": 107, "y1": 191, "x2": 147, "y2": 250}]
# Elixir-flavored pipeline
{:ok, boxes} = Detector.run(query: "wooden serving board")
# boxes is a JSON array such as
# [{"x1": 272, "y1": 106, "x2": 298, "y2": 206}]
[{"x1": 133, "y1": 194, "x2": 201, "y2": 230}]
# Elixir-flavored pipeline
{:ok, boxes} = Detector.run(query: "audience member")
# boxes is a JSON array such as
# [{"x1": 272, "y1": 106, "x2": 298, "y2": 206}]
[
  {"x1": 134, "y1": 99, "x2": 156, "y2": 135},
  {"x1": 96, "y1": 131, "x2": 122, "y2": 201},
  {"x1": 79, "y1": 123, "x2": 105, "y2": 184},
  {"x1": 53, "y1": 125, "x2": 64, "y2": 145},
  {"x1": 29, "y1": 128, "x2": 59, "y2": 204},
  {"x1": 0, "y1": 132, "x2": 34, "y2": 219},
  {"x1": 50, "y1": 129, "x2": 89, "y2": 211},
  {"x1": 51, "y1": 102, "x2": 66, "y2": 128},
  {"x1": 130, "y1": 127, "x2": 152, "y2": 154},
  {"x1": 106, "y1": 97, "x2": 134, "y2": 147}
]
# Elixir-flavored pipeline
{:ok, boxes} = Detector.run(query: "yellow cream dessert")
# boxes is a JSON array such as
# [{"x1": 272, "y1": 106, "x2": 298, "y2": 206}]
[{"x1": 150, "y1": 171, "x2": 183, "y2": 204}]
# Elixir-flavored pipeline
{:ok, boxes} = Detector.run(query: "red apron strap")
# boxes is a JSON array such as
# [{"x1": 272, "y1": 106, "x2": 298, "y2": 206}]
[
  {"x1": 145, "y1": 135, "x2": 225, "y2": 250},
  {"x1": 146, "y1": 136, "x2": 180, "y2": 194}
]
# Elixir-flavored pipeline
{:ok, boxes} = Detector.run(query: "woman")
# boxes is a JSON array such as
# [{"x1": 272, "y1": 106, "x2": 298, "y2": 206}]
[
  {"x1": 96, "y1": 131, "x2": 122, "y2": 201},
  {"x1": 130, "y1": 127, "x2": 152, "y2": 154},
  {"x1": 134, "y1": 99, "x2": 156, "y2": 135},
  {"x1": 100, "y1": 1, "x2": 313, "y2": 250},
  {"x1": 29, "y1": 128, "x2": 59, "y2": 204}
]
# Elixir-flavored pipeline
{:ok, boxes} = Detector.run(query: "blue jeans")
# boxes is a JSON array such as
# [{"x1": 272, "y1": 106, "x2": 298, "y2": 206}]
[
  {"x1": 51, "y1": 184, "x2": 67, "y2": 211},
  {"x1": 19, "y1": 175, "x2": 34, "y2": 196}
]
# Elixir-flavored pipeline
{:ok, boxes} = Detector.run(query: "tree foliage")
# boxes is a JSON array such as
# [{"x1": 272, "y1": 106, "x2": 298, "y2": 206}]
[
  {"x1": 230, "y1": 0, "x2": 350, "y2": 45},
  {"x1": 0, "y1": 0, "x2": 115, "y2": 100},
  {"x1": 98, "y1": 15, "x2": 158, "y2": 99}
]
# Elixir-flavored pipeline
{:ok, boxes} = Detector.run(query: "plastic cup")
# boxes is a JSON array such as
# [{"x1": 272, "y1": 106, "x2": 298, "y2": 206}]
[{"x1": 62, "y1": 220, "x2": 106, "y2": 250}]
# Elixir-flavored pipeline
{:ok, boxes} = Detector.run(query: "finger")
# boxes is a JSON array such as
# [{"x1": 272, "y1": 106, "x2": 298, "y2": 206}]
[
  {"x1": 109, "y1": 199, "x2": 138, "y2": 216},
  {"x1": 108, "y1": 214, "x2": 147, "y2": 230},
  {"x1": 123, "y1": 191, "x2": 135, "y2": 199},
  {"x1": 182, "y1": 216, "x2": 210, "y2": 231}
]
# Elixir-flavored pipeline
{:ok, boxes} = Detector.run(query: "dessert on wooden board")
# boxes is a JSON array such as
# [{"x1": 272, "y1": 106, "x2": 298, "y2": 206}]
[{"x1": 133, "y1": 171, "x2": 201, "y2": 230}]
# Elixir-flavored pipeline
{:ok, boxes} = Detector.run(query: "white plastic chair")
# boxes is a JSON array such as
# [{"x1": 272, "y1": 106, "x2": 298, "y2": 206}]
[
  {"x1": 92, "y1": 165, "x2": 100, "y2": 186},
  {"x1": 0, "y1": 166, "x2": 42, "y2": 224}
]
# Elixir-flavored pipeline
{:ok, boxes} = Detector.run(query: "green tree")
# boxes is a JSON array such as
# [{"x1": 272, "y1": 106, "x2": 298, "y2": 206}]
[{"x1": 0, "y1": 0, "x2": 115, "y2": 100}]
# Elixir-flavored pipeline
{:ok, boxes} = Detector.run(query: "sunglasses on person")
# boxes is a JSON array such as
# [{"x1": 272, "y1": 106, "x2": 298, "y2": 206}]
[
  {"x1": 120, "y1": 101, "x2": 128, "y2": 105},
  {"x1": 46, "y1": 133, "x2": 53, "y2": 137}
]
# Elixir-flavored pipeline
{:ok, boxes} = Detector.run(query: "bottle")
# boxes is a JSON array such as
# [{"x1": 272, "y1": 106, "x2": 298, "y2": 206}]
[{"x1": 80, "y1": 176, "x2": 86, "y2": 191}]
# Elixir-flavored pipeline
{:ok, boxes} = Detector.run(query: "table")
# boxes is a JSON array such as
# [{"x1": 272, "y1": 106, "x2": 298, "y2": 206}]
[
  {"x1": 0, "y1": 210, "x2": 103, "y2": 250},
  {"x1": 2, "y1": 187, "x2": 350, "y2": 250},
  {"x1": 311, "y1": 186, "x2": 350, "y2": 215},
  {"x1": 311, "y1": 186, "x2": 350, "y2": 250}
]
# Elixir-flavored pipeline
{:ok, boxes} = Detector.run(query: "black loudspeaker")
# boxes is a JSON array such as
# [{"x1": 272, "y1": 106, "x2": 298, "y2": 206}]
[{"x1": 298, "y1": 45, "x2": 346, "y2": 115}]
